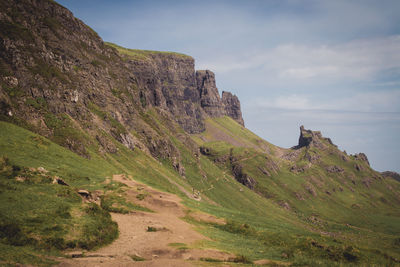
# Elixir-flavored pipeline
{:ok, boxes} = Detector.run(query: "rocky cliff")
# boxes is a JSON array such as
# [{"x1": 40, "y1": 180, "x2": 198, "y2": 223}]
[
  {"x1": 222, "y1": 91, "x2": 244, "y2": 126},
  {"x1": 196, "y1": 70, "x2": 244, "y2": 126},
  {"x1": 0, "y1": 0, "x2": 244, "y2": 158},
  {"x1": 296, "y1": 125, "x2": 335, "y2": 149}
]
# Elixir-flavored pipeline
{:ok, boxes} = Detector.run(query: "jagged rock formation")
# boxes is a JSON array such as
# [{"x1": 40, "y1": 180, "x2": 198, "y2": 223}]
[
  {"x1": 353, "y1": 153, "x2": 370, "y2": 166},
  {"x1": 296, "y1": 125, "x2": 334, "y2": 149},
  {"x1": 222, "y1": 91, "x2": 244, "y2": 126},
  {"x1": 382, "y1": 171, "x2": 400, "y2": 182},
  {"x1": 196, "y1": 70, "x2": 225, "y2": 118},
  {"x1": 196, "y1": 70, "x2": 244, "y2": 126}
]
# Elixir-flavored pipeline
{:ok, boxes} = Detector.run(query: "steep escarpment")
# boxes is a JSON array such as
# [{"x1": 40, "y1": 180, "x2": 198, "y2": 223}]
[
  {"x1": 196, "y1": 70, "x2": 244, "y2": 126},
  {"x1": 222, "y1": 91, "x2": 244, "y2": 126},
  {"x1": 196, "y1": 70, "x2": 225, "y2": 118},
  {"x1": 113, "y1": 44, "x2": 245, "y2": 132},
  {"x1": 0, "y1": 0, "x2": 243, "y2": 161}
]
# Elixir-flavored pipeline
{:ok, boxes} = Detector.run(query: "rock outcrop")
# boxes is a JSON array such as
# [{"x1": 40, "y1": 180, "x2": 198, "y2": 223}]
[
  {"x1": 296, "y1": 126, "x2": 335, "y2": 149},
  {"x1": 353, "y1": 153, "x2": 370, "y2": 166},
  {"x1": 222, "y1": 91, "x2": 244, "y2": 126},
  {"x1": 196, "y1": 70, "x2": 225, "y2": 118},
  {"x1": 381, "y1": 171, "x2": 400, "y2": 182},
  {"x1": 196, "y1": 70, "x2": 244, "y2": 126},
  {"x1": 125, "y1": 52, "x2": 206, "y2": 133},
  {"x1": 231, "y1": 163, "x2": 257, "y2": 190}
]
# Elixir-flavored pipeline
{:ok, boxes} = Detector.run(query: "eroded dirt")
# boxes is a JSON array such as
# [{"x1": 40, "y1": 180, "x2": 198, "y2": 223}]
[{"x1": 58, "y1": 174, "x2": 231, "y2": 267}]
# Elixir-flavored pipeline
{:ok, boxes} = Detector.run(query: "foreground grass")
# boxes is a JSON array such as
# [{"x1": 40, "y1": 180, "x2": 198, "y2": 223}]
[{"x1": 0, "y1": 157, "x2": 118, "y2": 265}]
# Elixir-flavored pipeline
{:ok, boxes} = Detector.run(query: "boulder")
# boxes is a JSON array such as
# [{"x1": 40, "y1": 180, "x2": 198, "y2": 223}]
[
  {"x1": 326, "y1": 165, "x2": 344, "y2": 173},
  {"x1": 52, "y1": 176, "x2": 69, "y2": 186},
  {"x1": 354, "y1": 153, "x2": 370, "y2": 166}
]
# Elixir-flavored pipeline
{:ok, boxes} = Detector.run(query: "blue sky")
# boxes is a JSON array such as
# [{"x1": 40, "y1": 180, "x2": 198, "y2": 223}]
[{"x1": 57, "y1": 0, "x2": 400, "y2": 172}]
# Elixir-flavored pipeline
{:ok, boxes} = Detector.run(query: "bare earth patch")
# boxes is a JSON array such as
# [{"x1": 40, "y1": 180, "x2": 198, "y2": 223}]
[{"x1": 58, "y1": 174, "x2": 232, "y2": 266}]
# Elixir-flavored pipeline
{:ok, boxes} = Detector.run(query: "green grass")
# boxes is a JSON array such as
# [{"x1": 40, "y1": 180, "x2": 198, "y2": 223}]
[
  {"x1": 188, "y1": 116, "x2": 400, "y2": 265},
  {"x1": 130, "y1": 254, "x2": 146, "y2": 261},
  {"x1": 100, "y1": 193, "x2": 152, "y2": 213},
  {"x1": 105, "y1": 42, "x2": 193, "y2": 61},
  {"x1": 1, "y1": 111, "x2": 400, "y2": 266},
  {"x1": 0, "y1": 156, "x2": 118, "y2": 264},
  {"x1": 168, "y1": 242, "x2": 189, "y2": 250}
]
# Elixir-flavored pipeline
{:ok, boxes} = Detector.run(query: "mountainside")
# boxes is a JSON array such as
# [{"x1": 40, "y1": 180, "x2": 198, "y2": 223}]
[{"x1": 1, "y1": 0, "x2": 400, "y2": 266}]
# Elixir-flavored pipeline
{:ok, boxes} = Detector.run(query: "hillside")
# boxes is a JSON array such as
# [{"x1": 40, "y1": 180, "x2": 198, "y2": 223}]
[{"x1": 0, "y1": 0, "x2": 400, "y2": 266}]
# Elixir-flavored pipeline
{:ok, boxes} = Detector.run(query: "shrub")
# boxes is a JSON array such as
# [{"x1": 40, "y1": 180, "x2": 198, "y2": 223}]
[
  {"x1": 29, "y1": 58, "x2": 68, "y2": 83},
  {"x1": 218, "y1": 220, "x2": 257, "y2": 237},
  {"x1": 147, "y1": 226, "x2": 157, "y2": 232},
  {"x1": 136, "y1": 193, "x2": 146, "y2": 200},
  {"x1": 100, "y1": 195, "x2": 129, "y2": 214},
  {"x1": 130, "y1": 255, "x2": 145, "y2": 261},
  {"x1": 77, "y1": 203, "x2": 118, "y2": 250},
  {"x1": 230, "y1": 254, "x2": 252, "y2": 264},
  {"x1": 343, "y1": 246, "x2": 359, "y2": 262},
  {"x1": 200, "y1": 257, "x2": 223, "y2": 262}
]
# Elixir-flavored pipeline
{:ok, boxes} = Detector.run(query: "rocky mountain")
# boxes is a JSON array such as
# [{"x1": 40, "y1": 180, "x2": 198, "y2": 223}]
[
  {"x1": 0, "y1": 0, "x2": 243, "y2": 164},
  {"x1": 0, "y1": 0, "x2": 399, "y2": 266}
]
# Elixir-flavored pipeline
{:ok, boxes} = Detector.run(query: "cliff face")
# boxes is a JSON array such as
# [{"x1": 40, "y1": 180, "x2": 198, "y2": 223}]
[
  {"x1": 123, "y1": 54, "x2": 245, "y2": 133},
  {"x1": 0, "y1": 0, "x2": 244, "y2": 157},
  {"x1": 196, "y1": 70, "x2": 224, "y2": 118},
  {"x1": 195, "y1": 70, "x2": 244, "y2": 126},
  {"x1": 222, "y1": 91, "x2": 244, "y2": 126},
  {"x1": 124, "y1": 52, "x2": 206, "y2": 133}
]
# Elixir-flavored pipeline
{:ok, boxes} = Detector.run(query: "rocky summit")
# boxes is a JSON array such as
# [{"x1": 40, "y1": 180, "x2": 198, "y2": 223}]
[{"x1": 0, "y1": 0, "x2": 399, "y2": 266}]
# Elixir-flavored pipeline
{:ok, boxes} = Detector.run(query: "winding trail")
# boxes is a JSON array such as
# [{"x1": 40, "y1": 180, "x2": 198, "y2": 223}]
[{"x1": 58, "y1": 175, "x2": 231, "y2": 267}]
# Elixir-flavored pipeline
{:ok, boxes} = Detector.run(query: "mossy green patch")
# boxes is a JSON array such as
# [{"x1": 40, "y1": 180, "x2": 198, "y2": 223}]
[{"x1": 105, "y1": 42, "x2": 192, "y2": 61}]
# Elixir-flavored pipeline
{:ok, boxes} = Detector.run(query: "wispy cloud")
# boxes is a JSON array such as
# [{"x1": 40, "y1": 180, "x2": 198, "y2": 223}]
[
  {"x1": 202, "y1": 35, "x2": 400, "y2": 84},
  {"x1": 253, "y1": 90, "x2": 400, "y2": 113}
]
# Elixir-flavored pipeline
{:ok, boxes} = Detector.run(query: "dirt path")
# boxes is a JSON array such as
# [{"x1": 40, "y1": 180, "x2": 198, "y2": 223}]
[{"x1": 58, "y1": 175, "x2": 231, "y2": 267}]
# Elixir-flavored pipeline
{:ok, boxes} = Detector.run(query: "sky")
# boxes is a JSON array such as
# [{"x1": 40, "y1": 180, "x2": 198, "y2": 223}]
[{"x1": 57, "y1": 0, "x2": 400, "y2": 172}]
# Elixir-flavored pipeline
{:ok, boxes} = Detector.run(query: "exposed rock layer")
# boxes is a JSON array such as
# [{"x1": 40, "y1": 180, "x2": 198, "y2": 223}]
[
  {"x1": 296, "y1": 126, "x2": 334, "y2": 149},
  {"x1": 0, "y1": 0, "x2": 244, "y2": 159}
]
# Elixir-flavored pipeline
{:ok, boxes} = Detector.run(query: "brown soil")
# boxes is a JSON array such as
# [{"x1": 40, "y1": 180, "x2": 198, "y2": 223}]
[{"x1": 58, "y1": 175, "x2": 232, "y2": 267}]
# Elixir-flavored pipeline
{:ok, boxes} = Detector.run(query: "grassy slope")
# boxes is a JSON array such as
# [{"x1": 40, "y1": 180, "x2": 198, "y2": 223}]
[
  {"x1": 0, "y1": 119, "x2": 301, "y2": 265},
  {"x1": 1, "y1": 113, "x2": 400, "y2": 266},
  {"x1": 0, "y1": 120, "x2": 190, "y2": 265},
  {"x1": 191, "y1": 116, "x2": 400, "y2": 265}
]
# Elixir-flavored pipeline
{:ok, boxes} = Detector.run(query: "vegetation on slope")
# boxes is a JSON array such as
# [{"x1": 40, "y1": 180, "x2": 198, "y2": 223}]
[
  {"x1": 192, "y1": 116, "x2": 400, "y2": 265},
  {"x1": 1, "y1": 108, "x2": 400, "y2": 266},
  {"x1": 105, "y1": 42, "x2": 192, "y2": 61}
]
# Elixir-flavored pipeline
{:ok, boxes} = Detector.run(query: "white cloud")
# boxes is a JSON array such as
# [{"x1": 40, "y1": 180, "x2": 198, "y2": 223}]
[
  {"x1": 253, "y1": 89, "x2": 400, "y2": 113},
  {"x1": 203, "y1": 35, "x2": 400, "y2": 84}
]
